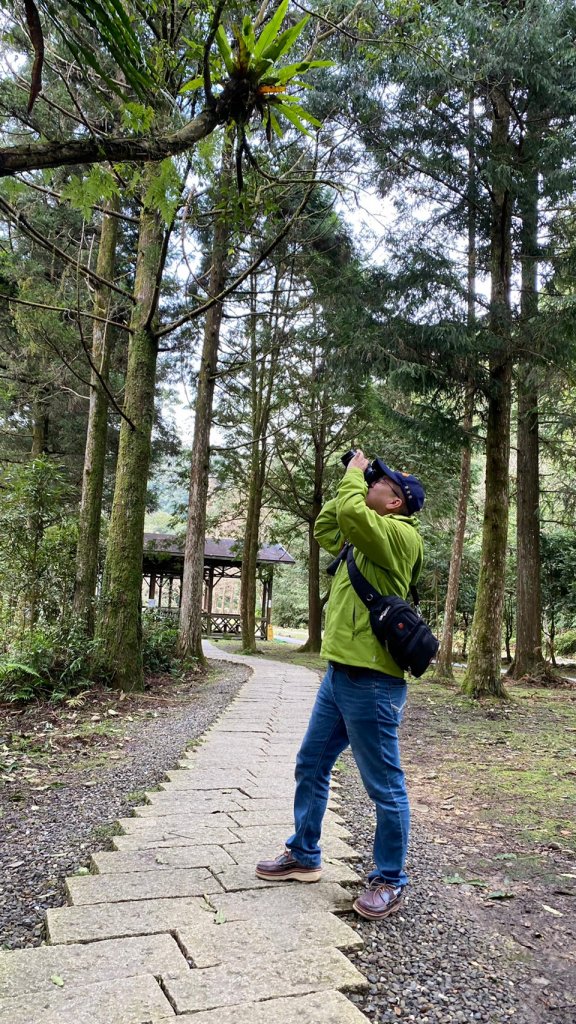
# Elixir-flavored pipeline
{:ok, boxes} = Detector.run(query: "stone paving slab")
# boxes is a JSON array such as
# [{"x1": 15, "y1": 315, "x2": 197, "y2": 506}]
[
  {"x1": 66, "y1": 867, "x2": 223, "y2": 905},
  {"x1": 212, "y1": 860, "x2": 360, "y2": 892},
  {"x1": 91, "y1": 845, "x2": 236, "y2": 874},
  {"x1": 46, "y1": 896, "x2": 212, "y2": 944},
  {"x1": 134, "y1": 795, "x2": 244, "y2": 816},
  {"x1": 209, "y1": 881, "x2": 353, "y2": 919},
  {"x1": 163, "y1": 947, "x2": 368, "y2": 1013},
  {"x1": 112, "y1": 826, "x2": 240, "y2": 851},
  {"x1": 0, "y1": 973, "x2": 175, "y2": 1024},
  {"x1": 176, "y1": 911, "x2": 362, "y2": 968},
  {"x1": 118, "y1": 812, "x2": 238, "y2": 832},
  {"x1": 0, "y1": 934, "x2": 188, "y2": 999},
  {"x1": 164, "y1": 769, "x2": 257, "y2": 787},
  {"x1": 228, "y1": 809, "x2": 345, "y2": 828},
  {"x1": 223, "y1": 822, "x2": 350, "y2": 846},
  {"x1": 174, "y1": 990, "x2": 370, "y2": 1024},
  {"x1": 222, "y1": 833, "x2": 357, "y2": 863}
]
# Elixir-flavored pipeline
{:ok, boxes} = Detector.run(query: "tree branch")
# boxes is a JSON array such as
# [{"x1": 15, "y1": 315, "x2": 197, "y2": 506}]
[
  {"x1": 0, "y1": 195, "x2": 134, "y2": 301},
  {"x1": 0, "y1": 291, "x2": 132, "y2": 332},
  {"x1": 0, "y1": 107, "x2": 221, "y2": 177}
]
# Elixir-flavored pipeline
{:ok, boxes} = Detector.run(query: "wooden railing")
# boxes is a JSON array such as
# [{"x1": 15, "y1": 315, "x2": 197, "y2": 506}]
[{"x1": 143, "y1": 607, "x2": 267, "y2": 639}]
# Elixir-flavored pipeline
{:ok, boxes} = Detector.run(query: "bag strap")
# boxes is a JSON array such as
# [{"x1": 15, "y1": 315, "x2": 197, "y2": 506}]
[
  {"x1": 346, "y1": 546, "x2": 421, "y2": 613},
  {"x1": 345, "y1": 545, "x2": 391, "y2": 609}
]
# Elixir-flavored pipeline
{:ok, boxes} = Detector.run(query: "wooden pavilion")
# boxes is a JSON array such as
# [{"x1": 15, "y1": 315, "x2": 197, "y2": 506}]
[{"x1": 142, "y1": 533, "x2": 295, "y2": 639}]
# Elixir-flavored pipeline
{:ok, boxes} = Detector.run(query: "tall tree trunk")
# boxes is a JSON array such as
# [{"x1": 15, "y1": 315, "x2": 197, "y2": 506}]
[
  {"x1": 433, "y1": 398, "x2": 473, "y2": 679},
  {"x1": 30, "y1": 399, "x2": 49, "y2": 455},
  {"x1": 463, "y1": 85, "x2": 512, "y2": 699},
  {"x1": 240, "y1": 444, "x2": 266, "y2": 652},
  {"x1": 511, "y1": 152, "x2": 544, "y2": 679},
  {"x1": 73, "y1": 199, "x2": 119, "y2": 634},
  {"x1": 240, "y1": 269, "x2": 281, "y2": 653},
  {"x1": 97, "y1": 192, "x2": 166, "y2": 691},
  {"x1": 300, "y1": 435, "x2": 324, "y2": 653},
  {"x1": 434, "y1": 95, "x2": 476, "y2": 679},
  {"x1": 178, "y1": 148, "x2": 231, "y2": 665}
]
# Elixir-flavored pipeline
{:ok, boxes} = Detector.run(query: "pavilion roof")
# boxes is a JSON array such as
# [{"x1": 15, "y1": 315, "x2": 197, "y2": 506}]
[{"x1": 143, "y1": 533, "x2": 295, "y2": 566}]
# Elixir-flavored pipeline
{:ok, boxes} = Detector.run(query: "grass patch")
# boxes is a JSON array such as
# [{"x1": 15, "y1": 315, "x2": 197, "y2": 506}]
[
  {"x1": 214, "y1": 638, "x2": 327, "y2": 674},
  {"x1": 92, "y1": 821, "x2": 122, "y2": 842},
  {"x1": 405, "y1": 674, "x2": 576, "y2": 852}
]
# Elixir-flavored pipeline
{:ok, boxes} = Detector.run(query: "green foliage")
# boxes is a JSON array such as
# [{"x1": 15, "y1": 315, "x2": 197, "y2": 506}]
[
  {"x1": 61, "y1": 166, "x2": 120, "y2": 218},
  {"x1": 181, "y1": 1, "x2": 331, "y2": 138},
  {"x1": 554, "y1": 629, "x2": 576, "y2": 657},
  {"x1": 0, "y1": 457, "x2": 77, "y2": 626},
  {"x1": 38, "y1": 0, "x2": 156, "y2": 99},
  {"x1": 141, "y1": 612, "x2": 179, "y2": 673},
  {"x1": 0, "y1": 619, "x2": 102, "y2": 702},
  {"x1": 143, "y1": 159, "x2": 183, "y2": 224}
]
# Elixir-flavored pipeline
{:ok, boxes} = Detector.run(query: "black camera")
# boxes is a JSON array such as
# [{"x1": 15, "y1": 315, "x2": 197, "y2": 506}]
[{"x1": 341, "y1": 449, "x2": 385, "y2": 487}]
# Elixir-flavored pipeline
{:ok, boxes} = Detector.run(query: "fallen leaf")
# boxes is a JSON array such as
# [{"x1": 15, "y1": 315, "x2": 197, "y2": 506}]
[
  {"x1": 107, "y1": 709, "x2": 119, "y2": 717},
  {"x1": 50, "y1": 975, "x2": 65, "y2": 987},
  {"x1": 76, "y1": 867, "x2": 90, "y2": 876},
  {"x1": 542, "y1": 904, "x2": 563, "y2": 917},
  {"x1": 485, "y1": 890, "x2": 515, "y2": 900}
]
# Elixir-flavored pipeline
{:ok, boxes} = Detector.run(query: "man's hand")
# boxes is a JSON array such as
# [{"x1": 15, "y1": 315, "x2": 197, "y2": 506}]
[{"x1": 346, "y1": 449, "x2": 370, "y2": 473}]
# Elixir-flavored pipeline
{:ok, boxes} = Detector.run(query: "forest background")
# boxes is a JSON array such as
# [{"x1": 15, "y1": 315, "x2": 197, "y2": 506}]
[{"x1": 1, "y1": 0, "x2": 576, "y2": 703}]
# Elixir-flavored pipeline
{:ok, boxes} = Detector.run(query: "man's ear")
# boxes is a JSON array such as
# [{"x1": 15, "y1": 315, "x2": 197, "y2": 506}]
[{"x1": 386, "y1": 495, "x2": 403, "y2": 512}]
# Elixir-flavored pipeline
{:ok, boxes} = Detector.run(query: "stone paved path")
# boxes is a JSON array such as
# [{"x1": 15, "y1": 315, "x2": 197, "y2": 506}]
[{"x1": 0, "y1": 648, "x2": 370, "y2": 1023}]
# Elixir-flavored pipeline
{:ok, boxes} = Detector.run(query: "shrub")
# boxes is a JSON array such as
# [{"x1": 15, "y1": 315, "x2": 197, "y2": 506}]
[
  {"x1": 555, "y1": 629, "x2": 576, "y2": 656},
  {"x1": 0, "y1": 619, "x2": 101, "y2": 702},
  {"x1": 141, "y1": 613, "x2": 179, "y2": 673}
]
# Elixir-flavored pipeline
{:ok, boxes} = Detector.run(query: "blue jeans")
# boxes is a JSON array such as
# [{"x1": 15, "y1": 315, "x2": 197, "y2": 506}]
[{"x1": 285, "y1": 662, "x2": 410, "y2": 888}]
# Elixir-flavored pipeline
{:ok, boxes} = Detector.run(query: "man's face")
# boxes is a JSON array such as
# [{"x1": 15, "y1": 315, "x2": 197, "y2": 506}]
[{"x1": 365, "y1": 476, "x2": 405, "y2": 516}]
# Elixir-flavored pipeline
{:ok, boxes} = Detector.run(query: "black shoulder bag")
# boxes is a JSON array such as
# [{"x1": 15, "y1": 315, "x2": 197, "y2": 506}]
[{"x1": 330, "y1": 544, "x2": 438, "y2": 678}]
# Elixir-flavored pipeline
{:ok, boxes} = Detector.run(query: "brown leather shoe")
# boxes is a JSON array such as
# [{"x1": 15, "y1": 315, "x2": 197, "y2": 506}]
[
  {"x1": 353, "y1": 881, "x2": 404, "y2": 920},
  {"x1": 255, "y1": 848, "x2": 322, "y2": 883}
]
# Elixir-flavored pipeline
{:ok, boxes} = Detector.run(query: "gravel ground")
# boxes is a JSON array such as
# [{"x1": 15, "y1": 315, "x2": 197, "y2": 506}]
[
  {"x1": 0, "y1": 660, "x2": 249, "y2": 950},
  {"x1": 337, "y1": 755, "x2": 564, "y2": 1024}
]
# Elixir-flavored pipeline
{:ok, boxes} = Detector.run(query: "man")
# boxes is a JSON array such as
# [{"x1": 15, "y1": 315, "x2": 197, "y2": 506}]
[{"x1": 255, "y1": 450, "x2": 425, "y2": 920}]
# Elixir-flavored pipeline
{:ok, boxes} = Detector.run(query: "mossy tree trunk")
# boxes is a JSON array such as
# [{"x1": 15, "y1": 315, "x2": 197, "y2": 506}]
[
  {"x1": 240, "y1": 269, "x2": 281, "y2": 653},
  {"x1": 300, "y1": 429, "x2": 325, "y2": 654},
  {"x1": 462, "y1": 84, "x2": 512, "y2": 700},
  {"x1": 434, "y1": 95, "x2": 476, "y2": 680},
  {"x1": 434, "y1": 397, "x2": 473, "y2": 679},
  {"x1": 73, "y1": 199, "x2": 119, "y2": 634},
  {"x1": 178, "y1": 149, "x2": 231, "y2": 666},
  {"x1": 510, "y1": 152, "x2": 545, "y2": 679},
  {"x1": 97, "y1": 193, "x2": 166, "y2": 691}
]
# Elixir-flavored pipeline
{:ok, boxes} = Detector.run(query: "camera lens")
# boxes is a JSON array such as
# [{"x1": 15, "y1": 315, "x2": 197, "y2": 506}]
[{"x1": 341, "y1": 449, "x2": 357, "y2": 468}]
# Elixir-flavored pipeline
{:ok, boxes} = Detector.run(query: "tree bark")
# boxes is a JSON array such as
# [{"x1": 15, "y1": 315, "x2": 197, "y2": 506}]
[
  {"x1": 178, "y1": 148, "x2": 231, "y2": 666},
  {"x1": 97, "y1": 190, "x2": 166, "y2": 690},
  {"x1": 30, "y1": 401, "x2": 49, "y2": 456},
  {"x1": 433, "y1": 399, "x2": 473, "y2": 679},
  {"x1": 434, "y1": 94, "x2": 476, "y2": 679},
  {"x1": 0, "y1": 109, "x2": 220, "y2": 178},
  {"x1": 462, "y1": 84, "x2": 512, "y2": 699},
  {"x1": 240, "y1": 269, "x2": 281, "y2": 653},
  {"x1": 300, "y1": 433, "x2": 324, "y2": 653},
  {"x1": 510, "y1": 152, "x2": 544, "y2": 679},
  {"x1": 73, "y1": 199, "x2": 119, "y2": 634}
]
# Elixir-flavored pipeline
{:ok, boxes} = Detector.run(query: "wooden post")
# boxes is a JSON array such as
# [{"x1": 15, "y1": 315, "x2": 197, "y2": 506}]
[
  {"x1": 266, "y1": 572, "x2": 273, "y2": 638},
  {"x1": 149, "y1": 572, "x2": 156, "y2": 600},
  {"x1": 206, "y1": 565, "x2": 214, "y2": 636}
]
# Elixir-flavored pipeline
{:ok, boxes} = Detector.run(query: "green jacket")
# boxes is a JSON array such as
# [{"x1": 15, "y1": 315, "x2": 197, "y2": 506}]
[{"x1": 314, "y1": 467, "x2": 424, "y2": 677}]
